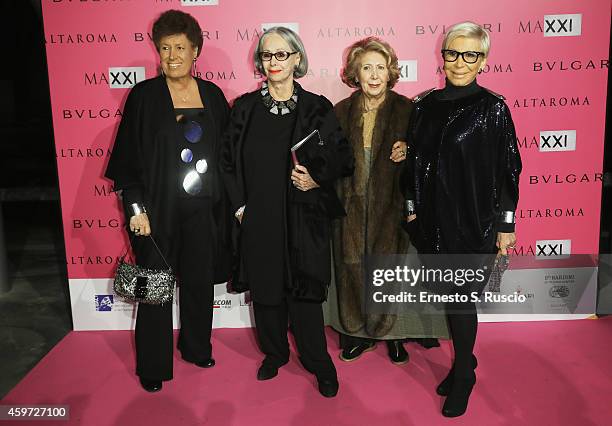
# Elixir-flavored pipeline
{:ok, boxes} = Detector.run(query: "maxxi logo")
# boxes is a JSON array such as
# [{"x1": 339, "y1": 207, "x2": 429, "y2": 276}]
[
  {"x1": 536, "y1": 239, "x2": 572, "y2": 259},
  {"x1": 109, "y1": 67, "x2": 145, "y2": 89},
  {"x1": 398, "y1": 60, "x2": 418, "y2": 82},
  {"x1": 261, "y1": 23, "x2": 300, "y2": 34},
  {"x1": 543, "y1": 14, "x2": 582, "y2": 37},
  {"x1": 181, "y1": 0, "x2": 219, "y2": 6},
  {"x1": 539, "y1": 130, "x2": 576, "y2": 152}
]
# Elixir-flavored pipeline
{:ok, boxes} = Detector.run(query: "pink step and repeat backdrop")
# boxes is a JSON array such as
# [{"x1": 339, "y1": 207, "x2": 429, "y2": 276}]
[{"x1": 41, "y1": 0, "x2": 610, "y2": 330}]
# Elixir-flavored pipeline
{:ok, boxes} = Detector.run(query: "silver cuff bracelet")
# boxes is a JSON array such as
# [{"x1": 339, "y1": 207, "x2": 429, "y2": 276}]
[
  {"x1": 500, "y1": 211, "x2": 515, "y2": 224},
  {"x1": 130, "y1": 203, "x2": 147, "y2": 216},
  {"x1": 405, "y1": 200, "x2": 416, "y2": 216}
]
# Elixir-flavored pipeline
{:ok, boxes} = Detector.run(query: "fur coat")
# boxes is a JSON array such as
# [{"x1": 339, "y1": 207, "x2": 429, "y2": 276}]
[{"x1": 332, "y1": 90, "x2": 413, "y2": 337}]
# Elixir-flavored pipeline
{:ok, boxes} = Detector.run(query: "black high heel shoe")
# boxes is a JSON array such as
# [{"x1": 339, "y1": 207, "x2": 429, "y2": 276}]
[
  {"x1": 442, "y1": 375, "x2": 476, "y2": 417},
  {"x1": 436, "y1": 354, "x2": 477, "y2": 396}
]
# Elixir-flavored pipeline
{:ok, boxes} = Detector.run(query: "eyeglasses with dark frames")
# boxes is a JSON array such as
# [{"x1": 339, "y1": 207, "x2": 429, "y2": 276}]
[
  {"x1": 441, "y1": 49, "x2": 484, "y2": 64},
  {"x1": 259, "y1": 51, "x2": 298, "y2": 62}
]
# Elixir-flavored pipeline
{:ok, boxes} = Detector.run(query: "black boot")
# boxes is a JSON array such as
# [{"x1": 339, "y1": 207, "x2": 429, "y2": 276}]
[
  {"x1": 442, "y1": 375, "x2": 476, "y2": 417},
  {"x1": 139, "y1": 377, "x2": 162, "y2": 393},
  {"x1": 386, "y1": 340, "x2": 409, "y2": 365},
  {"x1": 436, "y1": 354, "x2": 477, "y2": 396}
]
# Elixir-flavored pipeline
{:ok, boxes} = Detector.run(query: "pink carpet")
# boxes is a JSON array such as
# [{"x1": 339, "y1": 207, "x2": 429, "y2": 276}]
[{"x1": 2, "y1": 318, "x2": 612, "y2": 426}]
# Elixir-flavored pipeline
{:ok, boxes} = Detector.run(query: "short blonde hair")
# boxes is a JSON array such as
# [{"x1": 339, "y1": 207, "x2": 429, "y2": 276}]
[
  {"x1": 341, "y1": 37, "x2": 400, "y2": 89},
  {"x1": 442, "y1": 21, "x2": 491, "y2": 57}
]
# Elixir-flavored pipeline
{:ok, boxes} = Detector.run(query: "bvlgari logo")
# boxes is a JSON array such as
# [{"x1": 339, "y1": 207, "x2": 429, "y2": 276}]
[
  {"x1": 62, "y1": 108, "x2": 122, "y2": 119},
  {"x1": 416, "y1": 23, "x2": 501, "y2": 35},
  {"x1": 317, "y1": 26, "x2": 396, "y2": 38},
  {"x1": 398, "y1": 60, "x2": 418, "y2": 82},
  {"x1": 512, "y1": 96, "x2": 590, "y2": 108},
  {"x1": 539, "y1": 130, "x2": 576, "y2": 152},
  {"x1": 134, "y1": 29, "x2": 220, "y2": 43},
  {"x1": 544, "y1": 14, "x2": 582, "y2": 37},
  {"x1": 262, "y1": 23, "x2": 299, "y2": 34},
  {"x1": 533, "y1": 59, "x2": 608, "y2": 72},
  {"x1": 181, "y1": 0, "x2": 219, "y2": 6},
  {"x1": 73, "y1": 218, "x2": 121, "y2": 229},
  {"x1": 57, "y1": 147, "x2": 112, "y2": 159},
  {"x1": 45, "y1": 33, "x2": 118, "y2": 44},
  {"x1": 517, "y1": 207, "x2": 584, "y2": 219},
  {"x1": 535, "y1": 239, "x2": 572, "y2": 259},
  {"x1": 529, "y1": 173, "x2": 602, "y2": 185},
  {"x1": 437, "y1": 63, "x2": 513, "y2": 75}
]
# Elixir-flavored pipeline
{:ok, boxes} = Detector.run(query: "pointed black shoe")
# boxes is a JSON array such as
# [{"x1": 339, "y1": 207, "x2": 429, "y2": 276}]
[
  {"x1": 139, "y1": 377, "x2": 162, "y2": 393},
  {"x1": 436, "y1": 354, "x2": 478, "y2": 396},
  {"x1": 195, "y1": 358, "x2": 216, "y2": 368},
  {"x1": 317, "y1": 377, "x2": 339, "y2": 398},
  {"x1": 339, "y1": 342, "x2": 376, "y2": 362},
  {"x1": 257, "y1": 363, "x2": 279, "y2": 381},
  {"x1": 442, "y1": 376, "x2": 476, "y2": 418},
  {"x1": 386, "y1": 340, "x2": 409, "y2": 365}
]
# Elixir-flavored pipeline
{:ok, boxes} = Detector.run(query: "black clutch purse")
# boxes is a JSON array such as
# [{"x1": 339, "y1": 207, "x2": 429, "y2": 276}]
[{"x1": 113, "y1": 235, "x2": 176, "y2": 305}]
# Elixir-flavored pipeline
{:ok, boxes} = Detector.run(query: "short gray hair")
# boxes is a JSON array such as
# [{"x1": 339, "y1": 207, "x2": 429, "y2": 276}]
[
  {"x1": 253, "y1": 26, "x2": 309, "y2": 78},
  {"x1": 442, "y1": 21, "x2": 491, "y2": 57}
]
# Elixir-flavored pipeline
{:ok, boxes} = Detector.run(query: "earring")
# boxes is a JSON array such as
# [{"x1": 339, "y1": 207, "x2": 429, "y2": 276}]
[{"x1": 478, "y1": 69, "x2": 483, "y2": 74}]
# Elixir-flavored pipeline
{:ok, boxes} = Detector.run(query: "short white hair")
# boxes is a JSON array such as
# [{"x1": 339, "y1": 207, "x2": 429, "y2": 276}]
[{"x1": 442, "y1": 21, "x2": 490, "y2": 57}]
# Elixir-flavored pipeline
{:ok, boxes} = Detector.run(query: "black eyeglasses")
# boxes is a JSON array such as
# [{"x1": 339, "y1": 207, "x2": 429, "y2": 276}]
[
  {"x1": 441, "y1": 50, "x2": 484, "y2": 64},
  {"x1": 259, "y1": 51, "x2": 298, "y2": 62}
]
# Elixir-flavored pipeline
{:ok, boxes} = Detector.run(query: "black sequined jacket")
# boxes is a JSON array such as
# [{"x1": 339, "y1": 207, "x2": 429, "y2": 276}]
[{"x1": 402, "y1": 86, "x2": 522, "y2": 254}]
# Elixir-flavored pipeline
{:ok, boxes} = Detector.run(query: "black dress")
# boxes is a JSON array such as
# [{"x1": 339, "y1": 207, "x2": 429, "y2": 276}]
[{"x1": 241, "y1": 101, "x2": 296, "y2": 301}]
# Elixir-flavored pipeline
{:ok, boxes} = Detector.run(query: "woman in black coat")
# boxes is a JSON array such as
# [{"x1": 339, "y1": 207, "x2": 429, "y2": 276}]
[
  {"x1": 403, "y1": 22, "x2": 521, "y2": 417},
  {"x1": 221, "y1": 27, "x2": 353, "y2": 398},
  {"x1": 105, "y1": 10, "x2": 231, "y2": 392}
]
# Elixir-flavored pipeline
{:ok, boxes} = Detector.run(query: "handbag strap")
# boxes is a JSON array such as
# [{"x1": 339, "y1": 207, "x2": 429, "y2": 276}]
[{"x1": 120, "y1": 230, "x2": 172, "y2": 270}]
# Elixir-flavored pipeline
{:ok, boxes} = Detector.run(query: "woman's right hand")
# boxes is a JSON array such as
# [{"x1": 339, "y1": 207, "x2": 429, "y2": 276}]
[
  {"x1": 130, "y1": 213, "x2": 151, "y2": 236},
  {"x1": 406, "y1": 214, "x2": 417, "y2": 223}
]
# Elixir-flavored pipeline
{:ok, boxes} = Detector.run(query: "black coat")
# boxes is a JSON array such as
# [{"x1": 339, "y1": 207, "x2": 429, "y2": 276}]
[
  {"x1": 221, "y1": 83, "x2": 354, "y2": 304},
  {"x1": 105, "y1": 76, "x2": 232, "y2": 281},
  {"x1": 403, "y1": 87, "x2": 522, "y2": 254}
]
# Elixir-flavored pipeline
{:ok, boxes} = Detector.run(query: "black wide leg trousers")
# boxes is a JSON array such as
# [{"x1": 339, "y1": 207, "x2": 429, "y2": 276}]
[
  {"x1": 133, "y1": 198, "x2": 214, "y2": 381},
  {"x1": 253, "y1": 296, "x2": 337, "y2": 380}
]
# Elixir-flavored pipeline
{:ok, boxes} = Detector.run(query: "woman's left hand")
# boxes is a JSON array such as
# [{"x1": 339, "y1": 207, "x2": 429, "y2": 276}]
[
  {"x1": 390, "y1": 141, "x2": 408, "y2": 163},
  {"x1": 497, "y1": 232, "x2": 516, "y2": 255},
  {"x1": 291, "y1": 164, "x2": 320, "y2": 191}
]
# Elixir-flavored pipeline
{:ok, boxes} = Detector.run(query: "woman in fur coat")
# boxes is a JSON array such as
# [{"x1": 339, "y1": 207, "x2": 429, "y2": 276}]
[{"x1": 326, "y1": 37, "x2": 448, "y2": 364}]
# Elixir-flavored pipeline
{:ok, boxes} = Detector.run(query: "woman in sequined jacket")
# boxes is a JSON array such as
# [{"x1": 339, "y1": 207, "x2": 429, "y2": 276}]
[{"x1": 402, "y1": 22, "x2": 522, "y2": 418}]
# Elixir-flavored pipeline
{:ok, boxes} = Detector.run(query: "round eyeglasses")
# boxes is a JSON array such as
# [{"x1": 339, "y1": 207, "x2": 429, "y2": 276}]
[
  {"x1": 441, "y1": 50, "x2": 484, "y2": 64},
  {"x1": 259, "y1": 51, "x2": 298, "y2": 62}
]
